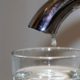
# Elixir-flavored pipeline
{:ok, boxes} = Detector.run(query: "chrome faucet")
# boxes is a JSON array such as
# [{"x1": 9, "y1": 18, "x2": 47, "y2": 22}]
[{"x1": 28, "y1": 0, "x2": 80, "y2": 46}]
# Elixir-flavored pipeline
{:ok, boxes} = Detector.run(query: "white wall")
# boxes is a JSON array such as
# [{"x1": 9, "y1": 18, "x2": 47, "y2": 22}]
[
  {"x1": 1, "y1": 0, "x2": 80, "y2": 80},
  {"x1": 0, "y1": 0, "x2": 50, "y2": 80}
]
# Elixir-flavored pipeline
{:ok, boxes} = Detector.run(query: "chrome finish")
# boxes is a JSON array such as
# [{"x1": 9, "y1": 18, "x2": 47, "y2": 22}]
[{"x1": 28, "y1": 0, "x2": 80, "y2": 34}]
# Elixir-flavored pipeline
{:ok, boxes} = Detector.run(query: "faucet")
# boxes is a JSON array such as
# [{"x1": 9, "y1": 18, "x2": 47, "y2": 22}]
[{"x1": 28, "y1": 0, "x2": 80, "y2": 46}]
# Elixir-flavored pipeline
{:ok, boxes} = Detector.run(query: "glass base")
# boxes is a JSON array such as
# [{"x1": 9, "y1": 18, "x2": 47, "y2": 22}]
[{"x1": 14, "y1": 65, "x2": 79, "y2": 80}]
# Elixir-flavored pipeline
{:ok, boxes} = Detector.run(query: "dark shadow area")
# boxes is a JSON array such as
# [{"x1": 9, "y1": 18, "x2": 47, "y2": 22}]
[{"x1": 57, "y1": 20, "x2": 80, "y2": 47}]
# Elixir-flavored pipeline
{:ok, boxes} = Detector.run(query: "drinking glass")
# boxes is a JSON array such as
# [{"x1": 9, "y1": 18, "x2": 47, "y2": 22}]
[{"x1": 12, "y1": 47, "x2": 80, "y2": 80}]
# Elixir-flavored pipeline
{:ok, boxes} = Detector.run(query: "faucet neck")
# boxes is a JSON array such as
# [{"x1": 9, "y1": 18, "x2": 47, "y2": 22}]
[
  {"x1": 29, "y1": 0, "x2": 79, "y2": 34},
  {"x1": 28, "y1": 0, "x2": 80, "y2": 45}
]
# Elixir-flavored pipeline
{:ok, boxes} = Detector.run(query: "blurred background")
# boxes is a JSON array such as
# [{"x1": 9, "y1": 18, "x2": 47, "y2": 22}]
[{"x1": 1, "y1": 0, "x2": 80, "y2": 80}]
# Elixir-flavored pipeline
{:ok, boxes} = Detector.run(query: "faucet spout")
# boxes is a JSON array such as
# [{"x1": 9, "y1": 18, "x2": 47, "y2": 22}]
[{"x1": 28, "y1": 0, "x2": 80, "y2": 34}]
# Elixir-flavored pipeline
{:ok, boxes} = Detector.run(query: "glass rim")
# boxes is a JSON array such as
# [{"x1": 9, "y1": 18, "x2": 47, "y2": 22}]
[
  {"x1": 13, "y1": 47, "x2": 80, "y2": 52},
  {"x1": 12, "y1": 47, "x2": 80, "y2": 60}
]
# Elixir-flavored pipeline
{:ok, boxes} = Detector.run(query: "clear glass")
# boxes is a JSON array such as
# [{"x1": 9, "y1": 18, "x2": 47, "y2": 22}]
[{"x1": 12, "y1": 47, "x2": 80, "y2": 80}]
